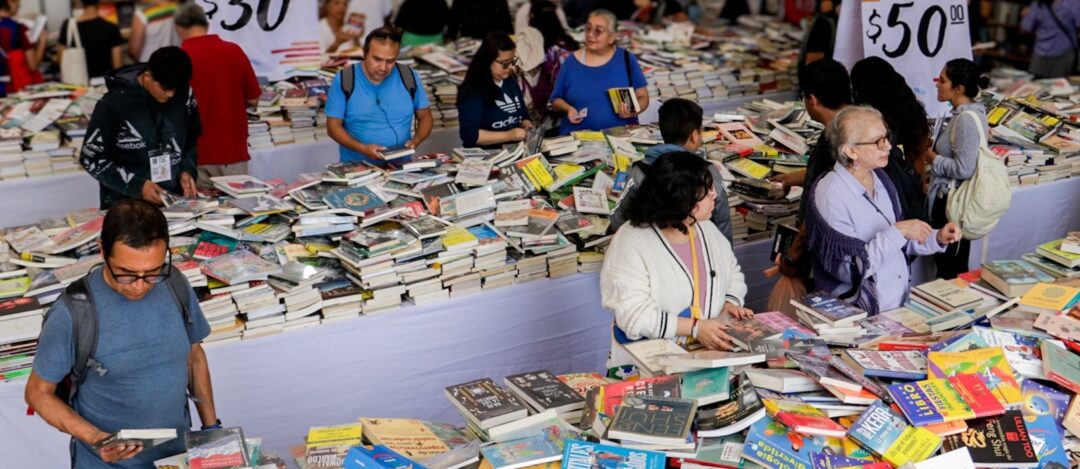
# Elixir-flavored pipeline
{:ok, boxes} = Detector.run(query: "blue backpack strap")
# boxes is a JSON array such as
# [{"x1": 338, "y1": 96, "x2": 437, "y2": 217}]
[{"x1": 612, "y1": 307, "x2": 693, "y2": 345}]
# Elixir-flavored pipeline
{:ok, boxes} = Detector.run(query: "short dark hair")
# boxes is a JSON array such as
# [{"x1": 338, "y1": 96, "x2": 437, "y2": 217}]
[
  {"x1": 799, "y1": 59, "x2": 851, "y2": 110},
  {"x1": 623, "y1": 152, "x2": 714, "y2": 234},
  {"x1": 363, "y1": 26, "x2": 403, "y2": 54},
  {"x1": 101, "y1": 199, "x2": 170, "y2": 259},
  {"x1": 81, "y1": 0, "x2": 101, "y2": 7},
  {"x1": 944, "y1": 58, "x2": 989, "y2": 99},
  {"x1": 175, "y1": 2, "x2": 209, "y2": 29},
  {"x1": 147, "y1": 46, "x2": 192, "y2": 91},
  {"x1": 658, "y1": 98, "x2": 703, "y2": 145}
]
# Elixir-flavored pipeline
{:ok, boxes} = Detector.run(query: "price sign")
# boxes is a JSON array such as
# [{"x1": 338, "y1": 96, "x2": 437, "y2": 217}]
[
  {"x1": 195, "y1": 0, "x2": 321, "y2": 81},
  {"x1": 860, "y1": 0, "x2": 972, "y2": 116}
]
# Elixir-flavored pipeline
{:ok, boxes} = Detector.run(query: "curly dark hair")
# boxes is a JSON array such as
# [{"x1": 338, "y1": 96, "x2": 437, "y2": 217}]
[
  {"x1": 623, "y1": 152, "x2": 713, "y2": 234},
  {"x1": 850, "y1": 56, "x2": 931, "y2": 166}
]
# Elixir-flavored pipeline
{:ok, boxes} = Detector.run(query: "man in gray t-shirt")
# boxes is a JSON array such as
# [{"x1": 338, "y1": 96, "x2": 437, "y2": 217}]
[{"x1": 25, "y1": 199, "x2": 215, "y2": 468}]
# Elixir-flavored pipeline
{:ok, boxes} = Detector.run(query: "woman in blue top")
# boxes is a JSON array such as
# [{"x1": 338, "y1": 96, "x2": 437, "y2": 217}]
[
  {"x1": 457, "y1": 31, "x2": 533, "y2": 148},
  {"x1": 549, "y1": 9, "x2": 649, "y2": 135}
]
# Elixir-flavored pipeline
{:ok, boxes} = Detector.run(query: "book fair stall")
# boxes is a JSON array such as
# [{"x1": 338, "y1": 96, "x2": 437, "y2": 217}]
[{"x1": 1, "y1": 0, "x2": 1080, "y2": 468}]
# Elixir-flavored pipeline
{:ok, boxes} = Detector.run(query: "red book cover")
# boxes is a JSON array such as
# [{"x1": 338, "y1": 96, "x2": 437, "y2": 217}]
[
  {"x1": 601, "y1": 375, "x2": 679, "y2": 416},
  {"x1": 775, "y1": 412, "x2": 847, "y2": 438},
  {"x1": 948, "y1": 373, "x2": 1005, "y2": 418}
]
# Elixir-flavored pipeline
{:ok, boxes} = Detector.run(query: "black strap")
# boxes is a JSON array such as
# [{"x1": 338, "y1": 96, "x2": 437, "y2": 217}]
[
  {"x1": 623, "y1": 48, "x2": 633, "y2": 88},
  {"x1": 58, "y1": 277, "x2": 100, "y2": 393},
  {"x1": 341, "y1": 63, "x2": 418, "y2": 104}
]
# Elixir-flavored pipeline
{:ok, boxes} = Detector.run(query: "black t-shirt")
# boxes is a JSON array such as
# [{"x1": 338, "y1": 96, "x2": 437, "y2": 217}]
[{"x1": 59, "y1": 18, "x2": 123, "y2": 79}]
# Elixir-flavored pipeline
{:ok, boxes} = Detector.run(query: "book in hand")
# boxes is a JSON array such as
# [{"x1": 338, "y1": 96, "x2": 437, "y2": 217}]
[
  {"x1": 94, "y1": 428, "x2": 177, "y2": 451},
  {"x1": 444, "y1": 378, "x2": 529, "y2": 430},
  {"x1": 607, "y1": 395, "x2": 697, "y2": 446},
  {"x1": 380, "y1": 144, "x2": 417, "y2": 160},
  {"x1": 607, "y1": 87, "x2": 641, "y2": 114},
  {"x1": 185, "y1": 427, "x2": 250, "y2": 469},
  {"x1": 504, "y1": 370, "x2": 585, "y2": 416},
  {"x1": 941, "y1": 411, "x2": 1039, "y2": 468},
  {"x1": 559, "y1": 440, "x2": 666, "y2": 469}
]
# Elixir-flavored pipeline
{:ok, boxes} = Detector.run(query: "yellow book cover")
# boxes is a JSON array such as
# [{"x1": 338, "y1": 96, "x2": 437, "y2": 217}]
[
  {"x1": 753, "y1": 144, "x2": 779, "y2": 157},
  {"x1": 1020, "y1": 283, "x2": 1080, "y2": 312},
  {"x1": 881, "y1": 426, "x2": 942, "y2": 467},
  {"x1": 917, "y1": 378, "x2": 974, "y2": 422},
  {"x1": 987, "y1": 106, "x2": 1010, "y2": 126},
  {"x1": 441, "y1": 226, "x2": 478, "y2": 249},
  {"x1": 571, "y1": 131, "x2": 606, "y2": 142},
  {"x1": 359, "y1": 418, "x2": 451, "y2": 459},
  {"x1": 518, "y1": 156, "x2": 554, "y2": 190},
  {"x1": 762, "y1": 398, "x2": 828, "y2": 418},
  {"x1": 306, "y1": 423, "x2": 362, "y2": 447},
  {"x1": 927, "y1": 347, "x2": 1022, "y2": 408},
  {"x1": 550, "y1": 163, "x2": 585, "y2": 189},
  {"x1": 1039, "y1": 239, "x2": 1080, "y2": 262},
  {"x1": 612, "y1": 153, "x2": 633, "y2": 173},
  {"x1": 725, "y1": 158, "x2": 771, "y2": 179}
]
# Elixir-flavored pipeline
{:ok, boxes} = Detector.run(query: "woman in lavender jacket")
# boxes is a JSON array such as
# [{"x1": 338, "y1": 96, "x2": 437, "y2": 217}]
[{"x1": 805, "y1": 106, "x2": 964, "y2": 315}]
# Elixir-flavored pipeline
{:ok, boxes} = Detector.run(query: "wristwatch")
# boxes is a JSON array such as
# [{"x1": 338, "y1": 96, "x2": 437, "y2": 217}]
[{"x1": 201, "y1": 419, "x2": 222, "y2": 430}]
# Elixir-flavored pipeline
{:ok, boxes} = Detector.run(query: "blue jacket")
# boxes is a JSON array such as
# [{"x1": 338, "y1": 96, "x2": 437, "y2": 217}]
[{"x1": 609, "y1": 143, "x2": 734, "y2": 242}]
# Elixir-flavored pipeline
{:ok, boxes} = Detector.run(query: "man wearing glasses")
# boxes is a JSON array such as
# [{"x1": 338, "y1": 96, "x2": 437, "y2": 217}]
[
  {"x1": 326, "y1": 26, "x2": 434, "y2": 165},
  {"x1": 25, "y1": 199, "x2": 216, "y2": 467}
]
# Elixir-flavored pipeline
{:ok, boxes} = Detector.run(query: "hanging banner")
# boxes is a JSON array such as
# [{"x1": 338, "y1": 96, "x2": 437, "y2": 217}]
[
  {"x1": 194, "y1": 0, "x2": 321, "y2": 81},
  {"x1": 838, "y1": 0, "x2": 973, "y2": 117}
]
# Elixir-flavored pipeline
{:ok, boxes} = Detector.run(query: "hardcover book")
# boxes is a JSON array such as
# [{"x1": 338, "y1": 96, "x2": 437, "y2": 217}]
[{"x1": 505, "y1": 370, "x2": 585, "y2": 414}]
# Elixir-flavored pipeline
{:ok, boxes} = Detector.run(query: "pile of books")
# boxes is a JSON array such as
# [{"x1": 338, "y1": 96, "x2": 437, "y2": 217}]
[
  {"x1": 275, "y1": 251, "x2": 1080, "y2": 469},
  {"x1": 0, "y1": 84, "x2": 92, "y2": 180},
  {"x1": 145, "y1": 425, "x2": 290, "y2": 468}
]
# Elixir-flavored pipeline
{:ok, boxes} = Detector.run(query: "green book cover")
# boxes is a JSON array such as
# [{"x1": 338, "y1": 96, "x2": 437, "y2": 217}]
[{"x1": 681, "y1": 367, "x2": 731, "y2": 403}]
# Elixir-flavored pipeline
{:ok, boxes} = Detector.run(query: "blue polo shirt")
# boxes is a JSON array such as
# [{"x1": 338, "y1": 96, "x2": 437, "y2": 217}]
[
  {"x1": 326, "y1": 65, "x2": 430, "y2": 164},
  {"x1": 32, "y1": 268, "x2": 210, "y2": 468}
]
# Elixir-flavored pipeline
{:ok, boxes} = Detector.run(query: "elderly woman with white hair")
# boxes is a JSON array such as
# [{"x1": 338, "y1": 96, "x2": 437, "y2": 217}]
[
  {"x1": 805, "y1": 106, "x2": 963, "y2": 315},
  {"x1": 548, "y1": 9, "x2": 649, "y2": 135}
]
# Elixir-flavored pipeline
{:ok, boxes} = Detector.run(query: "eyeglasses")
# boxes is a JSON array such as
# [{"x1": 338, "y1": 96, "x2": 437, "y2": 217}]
[
  {"x1": 104, "y1": 251, "x2": 172, "y2": 285},
  {"x1": 495, "y1": 57, "x2": 521, "y2": 69},
  {"x1": 585, "y1": 26, "x2": 611, "y2": 36},
  {"x1": 851, "y1": 132, "x2": 891, "y2": 150}
]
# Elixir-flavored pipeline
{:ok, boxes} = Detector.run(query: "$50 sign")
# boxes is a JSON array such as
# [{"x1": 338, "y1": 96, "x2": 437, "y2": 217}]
[{"x1": 859, "y1": 0, "x2": 972, "y2": 116}]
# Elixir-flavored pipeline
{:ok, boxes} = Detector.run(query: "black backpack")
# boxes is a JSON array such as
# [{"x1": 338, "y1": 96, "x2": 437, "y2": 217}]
[
  {"x1": 39, "y1": 269, "x2": 194, "y2": 408},
  {"x1": 340, "y1": 62, "x2": 418, "y2": 104}
]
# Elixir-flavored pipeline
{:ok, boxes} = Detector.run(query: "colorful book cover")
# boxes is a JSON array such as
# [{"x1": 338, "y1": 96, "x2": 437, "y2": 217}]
[
  {"x1": 887, "y1": 381, "x2": 945, "y2": 426},
  {"x1": 810, "y1": 453, "x2": 888, "y2": 469},
  {"x1": 947, "y1": 373, "x2": 1005, "y2": 418},
  {"x1": 353, "y1": 445, "x2": 429, "y2": 469},
  {"x1": 559, "y1": 440, "x2": 665, "y2": 469},
  {"x1": 1022, "y1": 414, "x2": 1069, "y2": 469},
  {"x1": 1020, "y1": 283, "x2": 1080, "y2": 312},
  {"x1": 322, "y1": 186, "x2": 387, "y2": 214},
  {"x1": 754, "y1": 312, "x2": 816, "y2": 338},
  {"x1": 1040, "y1": 341, "x2": 1080, "y2": 394},
  {"x1": 557, "y1": 373, "x2": 610, "y2": 398},
  {"x1": 794, "y1": 292, "x2": 866, "y2": 324},
  {"x1": 694, "y1": 374, "x2": 766, "y2": 433},
  {"x1": 600, "y1": 375, "x2": 679, "y2": 416},
  {"x1": 681, "y1": 367, "x2": 731, "y2": 403},
  {"x1": 842, "y1": 350, "x2": 927, "y2": 380},
  {"x1": 881, "y1": 426, "x2": 942, "y2": 468},
  {"x1": 1020, "y1": 380, "x2": 1071, "y2": 436},
  {"x1": 942, "y1": 411, "x2": 1039, "y2": 467},
  {"x1": 847, "y1": 401, "x2": 907, "y2": 456},
  {"x1": 609, "y1": 395, "x2": 696, "y2": 444},
  {"x1": 359, "y1": 419, "x2": 450, "y2": 460},
  {"x1": 927, "y1": 347, "x2": 1023, "y2": 408},
  {"x1": 741, "y1": 417, "x2": 833, "y2": 469},
  {"x1": 762, "y1": 399, "x2": 847, "y2": 437},
  {"x1": 482, "y1": 434, "x2": 563, "y2": 469},
  {"x1": 982, "y1": 260, "x2": 1055, "y2": 285}
]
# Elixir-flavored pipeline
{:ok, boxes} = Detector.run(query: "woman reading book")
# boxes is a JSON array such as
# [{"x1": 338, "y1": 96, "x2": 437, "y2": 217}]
[
  {"x1": 601, "y1": 152, "x2": 753, "y2": 367},
  {"x1": 804, "y1": 106, "x2": 962, "y2": 315}
]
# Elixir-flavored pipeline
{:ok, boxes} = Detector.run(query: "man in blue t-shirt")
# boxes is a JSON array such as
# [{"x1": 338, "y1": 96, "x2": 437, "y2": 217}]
[
  {"x1": 25, "y1": 200, "x2": 216, "y2": 468},
  {"x1": 326, "y1": 26, "x2": 433, "y2": 164}
]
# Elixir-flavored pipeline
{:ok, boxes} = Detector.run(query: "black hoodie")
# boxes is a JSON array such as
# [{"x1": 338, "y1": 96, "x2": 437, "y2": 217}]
[{"x1": 80, "y1": 64, "x2": 201, "y2": 209}]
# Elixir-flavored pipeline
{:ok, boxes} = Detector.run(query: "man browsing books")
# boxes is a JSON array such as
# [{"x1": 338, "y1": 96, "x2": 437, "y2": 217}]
[
  {"x1": 176, "y1": 3, "x2": 261, "y2": 189},
  {"x1": 610, "y1": 98, "x2": 733, "y2": 242},
  {"x1": 326, "y1": 26, "x2": 434, "y2": 165},
  {"x1": 25, "y1": 200, "x2": 218, "y2": 468},
  {"x1": 79, "y1": 47, "x2": 201, "y2": 209}
]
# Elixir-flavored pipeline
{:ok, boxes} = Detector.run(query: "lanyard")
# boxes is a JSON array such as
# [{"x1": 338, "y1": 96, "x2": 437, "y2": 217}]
[{"x1": 688, "y1": 227, "x2": 702, "y2": 320}]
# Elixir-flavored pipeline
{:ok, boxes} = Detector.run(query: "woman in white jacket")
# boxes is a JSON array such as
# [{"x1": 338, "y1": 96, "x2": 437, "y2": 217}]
[{"x1": 601, "y1": 152, "x2": 753, "y2": 362}]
